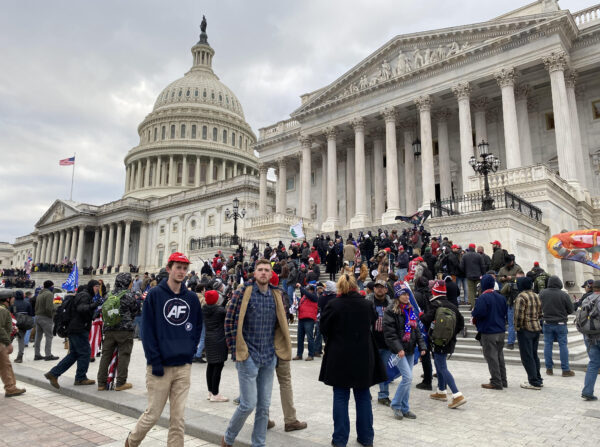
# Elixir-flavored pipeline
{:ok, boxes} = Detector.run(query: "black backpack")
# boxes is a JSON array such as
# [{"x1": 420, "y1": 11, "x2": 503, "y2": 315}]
[
  {"x1": 53, "y1": 295, "x2": 75, "y2": 338},
  {"x1": 16, "y1": 313, "x2": 34, "y2": 331}
]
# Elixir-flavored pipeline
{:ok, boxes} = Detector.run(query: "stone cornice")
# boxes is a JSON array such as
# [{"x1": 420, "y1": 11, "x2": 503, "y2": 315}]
[{"x1": 125, "y1": 142, "x2": 258, "y2": 165}]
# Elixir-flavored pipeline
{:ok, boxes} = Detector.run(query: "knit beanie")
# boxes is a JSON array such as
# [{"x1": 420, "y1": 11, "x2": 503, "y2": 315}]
[
  {"x1": 517, "y1": 276, "x2": 533, "y2": 292},
  {"x1": 205, "y1": 290, "x2": 219, "y2": 305},
  {"x1": 431, "y1": 280, "x2": 447, "y2": 299},
  {"x1": 269, "y1": 272, "x2": 279, "y2": 287},
  {"x1": 393, "y1": 280, "x2": 410, "y2": 299},
  {"x1": 480, "y1": 274, "x2": 495, "y2": 291}
]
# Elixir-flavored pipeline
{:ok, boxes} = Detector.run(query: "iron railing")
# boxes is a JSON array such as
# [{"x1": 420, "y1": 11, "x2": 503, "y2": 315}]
[
  {"x1": 189, "y1": 235, "x2": 273, "y2": 251},
  {"x1": 430, "y1": 189, "x2": 543, "y2": 221}
]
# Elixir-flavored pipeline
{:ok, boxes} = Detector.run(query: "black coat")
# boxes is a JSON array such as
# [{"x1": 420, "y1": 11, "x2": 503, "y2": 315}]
[
  {"x1": 326, "y1": 248, "x2": 338, "y2": 274},
  {"x1": 202, "y1": 304, "x2": 228, "y2": 364},
  {"x1": 460, "y1": 250, "x2": 485, "y2": 280},
  {"x1": 67, "y1": 291, "x2": 99, "y2": 335},
  {"x1": 319, "y1": 292, "x2": 387, "y2": 389},
  {"x1": 383, "y1": 305, "x2": 427, "y2": 355},
  {"x1": 420, "y1": 298, "x2": 464, "y2": 355},
  {"x1": 444, "y1": 280, "x2": 460, "y2": 307}
]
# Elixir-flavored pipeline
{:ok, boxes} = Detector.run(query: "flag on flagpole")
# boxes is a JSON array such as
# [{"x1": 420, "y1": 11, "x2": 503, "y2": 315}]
[
  {"x1": 62, "y1": 262, "x2": 79, "y2": 292},
  {"x1": 59, "y1": 156, "x2": 75, "y2": 166},
  {"x1": 290, "y1": 220, "x2": 305, "y2": 239}
]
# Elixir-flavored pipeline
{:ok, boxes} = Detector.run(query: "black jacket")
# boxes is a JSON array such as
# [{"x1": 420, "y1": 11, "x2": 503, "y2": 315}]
[
  {"x1": 413, "y1": 286, "x2": 431, "y2": 314},
  {"x1": 67, "y1": 291, "x2": 99, "y2": 335},
  {"x1": 202, "y1": 304, "x2": 228, "y2": 364},
  {"x1": 444, "y1": 280, "x2": 460, "y2": 308},
  {"x1": 319, "y1": 292, "x2": 387, "y2": 389},
  {"x1": 420, "y1": 298, "x2": 464, "y2": 355},
  {"x1": 461, "y1": 249, "x2": 485, "y2": 280},
  {"x1": 447, "y1": 252, "x2": 462, "y2": 276},
  {"x1": 539, "y1": 276, "x2": 574, "y2": 324},
  {"x1": 14, "y1": 298, "x2": 34, "y2": 316},
  {"x1": 383, "y1": 305, "x2": 427, "y2": 355},
  {"x1": 490, "y1": 247, "x2": 507, "y2": 273}
]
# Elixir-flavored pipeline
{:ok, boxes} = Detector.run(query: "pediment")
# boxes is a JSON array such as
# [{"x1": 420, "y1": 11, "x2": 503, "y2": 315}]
[
  {"x1": 292, "y1": 11, "x2": 570, "y2": 118},
  {"x1": 36, "y1": 200, "x2": 83, "y2": 227}
]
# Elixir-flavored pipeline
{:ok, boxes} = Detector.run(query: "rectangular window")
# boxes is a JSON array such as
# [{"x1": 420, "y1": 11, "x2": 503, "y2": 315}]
[
  {"x1": 172, "y1": 223, "x2": 178, "y2": 232},
  {"x1": 157, "y1": 250, "x2": 164, "y2": 267},
  {"x1": 171, "y1": 125, "x2": 176, "y2": 139},
  {"x1": 223, "y1": 129, "x2": 227, "y2": 143},
  {"x1": 159, "y1": 225, "x2": 165, "y2": 235},
  {"x1": 202, "y1": 126, "x2": 208, "y2": 139},
  {"x1": 161, "y1": 126, "x2": 166, "y2": 140},
  {"x1": 433, "y1": 140, "x2": 439, "y2": 156},
  {"x1": 191, "y1": 125, "x2": 197, "y2": 139},
  {"x1": 188, "y1": 163, "x2": 195, "y2": 184},
  {"x1": 177, "y1": 162, "x2": 183, "y2": 184},
  {"x1": 593, "y1": 99, "x2": 600, "y2": 120},
  {"x1": 545, "y1": 112, "x2": 555, "y2": 130},
  {"x1": 200, "y1": 164, "x2": 207, "y2": 182},
  {"x1": 239, "y1": 135, "x2": 242, "y2": 148},
  {"x1": 232, "y1": 132, "x2": 236, "y2": 146},
  {"x1": 311, "y1": 170, "x2": 315, "y2": 186},
  {"x1": 154, "y1": 127, "x2": 157, "y2": 141},
  {"x1": 208, "y1": 215, "x2": 215, "y2": 226},
  {"x1": 212, "y1": 127, "x2": 217, "y2": 141},
  {"x1": 180, "y1": 124, "x2": 186, "y2": 138},
  {"x1": 286, "y1": 176, "x2": 295, "y2": 191}
]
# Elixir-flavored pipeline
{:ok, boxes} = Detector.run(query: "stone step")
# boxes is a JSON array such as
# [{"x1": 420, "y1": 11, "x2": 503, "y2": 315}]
[
  {"x1": 452, "y1": 341, "x2": 588, "y2": 361},
  {"x1": 448, "y1": 352, "x2": 589, "y2": 372}
]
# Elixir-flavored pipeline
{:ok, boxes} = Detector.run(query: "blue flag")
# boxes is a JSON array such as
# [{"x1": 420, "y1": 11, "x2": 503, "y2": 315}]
[
  {"x1": 403, "y1": 281, "x2": 428, "y2": 365},
  {"x1": 62, "y1": 262, "x2": 79, "y2": 292}
]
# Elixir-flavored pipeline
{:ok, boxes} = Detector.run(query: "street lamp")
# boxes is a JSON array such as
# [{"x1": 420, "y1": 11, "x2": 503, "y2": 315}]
[
  {"x1": 225, "y1": 197, "x2": 246, "y2": 245},
  {"x1": 412, "y1": 137, "x2": 421, "y2": 158},
  {"x1": 469, "y1": 140, "x2": 500, "y2": 211}
]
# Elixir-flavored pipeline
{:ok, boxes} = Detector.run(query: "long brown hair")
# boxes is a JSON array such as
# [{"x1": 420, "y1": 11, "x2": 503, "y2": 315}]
[{"x1": 337, "y1": 273, "x2": 358, "y2": 295}]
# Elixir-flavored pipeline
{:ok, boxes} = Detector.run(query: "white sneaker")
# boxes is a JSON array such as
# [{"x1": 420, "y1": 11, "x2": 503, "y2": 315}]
[
  {"x1": 207, "y1": 392, "x2": 213, "y2": 400},
  {"x1": 520, "y1": 381, "x2": 541, "y2": 390},
  {"x1": 210, "y1": 394, "x2": 229, "y2": 402}
]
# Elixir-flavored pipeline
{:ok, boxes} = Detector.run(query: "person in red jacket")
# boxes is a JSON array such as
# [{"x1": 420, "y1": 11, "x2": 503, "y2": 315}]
[
  {"x1": 293, "y1": 282, "x2": 318, "y2": 361},
  {"x1": 405, "y1": 256, "x2": 423, "y2": 282},
  {"x1": 309, "y1": 247, "x2": 321, "y2": 265}
]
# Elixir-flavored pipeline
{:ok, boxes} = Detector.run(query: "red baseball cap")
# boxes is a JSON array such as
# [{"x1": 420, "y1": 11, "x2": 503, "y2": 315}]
[
  {"x1": 269, "y1": 272, "x2": 280, "y2": 287},
  {"x1": 451, "y1": 244, "x2": 459, "y2": 249},
  {"x1": 469, "y1": 243, "x2": 476, "y2": 249},
  {"x1": 205, "y1": 290, "x2": 219, "y2": 305},
  {"x1": 168, "y1": 252, "x2": 190, "y2": 264},
  {"x1": 490, "y1": 240, "x2": 501, "y2": 246},
  {"x1": 534, "y1": 261, "x2": 540, "y2": 267}
]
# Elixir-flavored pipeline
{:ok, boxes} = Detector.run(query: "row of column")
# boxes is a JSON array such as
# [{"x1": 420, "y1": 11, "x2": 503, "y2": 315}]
[
  {"x1": 125, "y1": 155, "x2": 256, "y2": 193},
  {"x1": 35, "y1": 227, "x2": 85, "y2": 267},
  {"x1": 95, "y1": 221, "x2": 132, "y2": 269},
  {"x1": 257, "y1": 50, "x2": 587, "y2": 227}
]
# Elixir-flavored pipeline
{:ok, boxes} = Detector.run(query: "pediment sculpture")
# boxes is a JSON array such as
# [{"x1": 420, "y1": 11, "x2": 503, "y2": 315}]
[{"x1": 51, "y1": 204, "x2": 65, "y2": 222}]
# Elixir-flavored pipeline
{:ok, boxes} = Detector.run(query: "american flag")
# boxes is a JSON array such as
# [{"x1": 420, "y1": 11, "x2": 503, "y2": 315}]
[
  {"x1": 141, "y1": 284, "x2": 150, "y2": 300},
  {"x1": 59, "y1": 156, "x2": 75, "y2": 166}
]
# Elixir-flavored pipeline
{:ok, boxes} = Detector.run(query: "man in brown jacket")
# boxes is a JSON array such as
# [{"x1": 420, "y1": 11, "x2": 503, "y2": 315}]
[
  {"x1": 0, "y1": 290, "x2": 26, "y2": 397},
  {"x1": 34, "y1": 280, "x2": 58, "y2": 361}
]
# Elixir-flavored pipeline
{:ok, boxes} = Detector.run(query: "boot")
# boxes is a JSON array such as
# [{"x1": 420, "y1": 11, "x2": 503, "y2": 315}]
[
  {"x1": 5, "y1": 387, "x2": 26, "y2": 397},
  {"x1": 14, "y1": 353, "x2": 23, "y2": 363}
]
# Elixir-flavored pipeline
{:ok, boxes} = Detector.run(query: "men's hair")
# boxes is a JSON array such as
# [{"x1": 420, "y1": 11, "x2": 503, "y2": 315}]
[
  {"x1": 337, "y1": 273, "x2": 358, "y2": 295},
  {"x1": 255, "y1": 258, "x2": 272, "y2": 269}
]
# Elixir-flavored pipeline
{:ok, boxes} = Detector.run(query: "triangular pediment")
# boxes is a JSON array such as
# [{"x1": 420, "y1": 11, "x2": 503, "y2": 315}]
[
  {"x1": 292, "y1": 10, "x2": 571, "y2": 118},
  {"x1": 36, "y1": 200, "x2": 84, "y2": 227}
]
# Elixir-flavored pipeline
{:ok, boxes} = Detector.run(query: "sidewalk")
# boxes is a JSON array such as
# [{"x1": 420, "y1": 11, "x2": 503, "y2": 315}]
[{"x1": 13, "y1": 336, "x2": 600, "y2": 446}]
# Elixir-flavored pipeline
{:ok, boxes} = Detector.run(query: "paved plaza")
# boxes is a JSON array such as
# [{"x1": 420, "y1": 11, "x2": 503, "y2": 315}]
[{"x1": 10, "y1": 336, "x2": 600, "y2": 446}]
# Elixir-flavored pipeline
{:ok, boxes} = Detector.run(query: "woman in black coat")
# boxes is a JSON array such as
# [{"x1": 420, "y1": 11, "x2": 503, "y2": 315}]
[
  {"x1": 319, "y1": 274, "x2": 386, "y2": 447},
  {"x1": 203, "y1": 290, "x2": 228, "y2": 402},
  {"x1": 325, "y1": 244, "x2": 338, "y2": 281}
]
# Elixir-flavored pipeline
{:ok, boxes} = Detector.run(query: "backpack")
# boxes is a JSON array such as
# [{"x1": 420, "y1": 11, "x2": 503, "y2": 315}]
[
  {"x1": 430, "y1": 306, "x2": 456, "y2": 347},
  {"x1": 16, "y1": 313, "x2": 34, "y2": 331},
  {"x1": 53, "y1": 295, "x2": 75, "y2": 338},
  {"x1": 575, "y1": 295, "x2": 600, "y2": 336},
  {"x1": 102, "y1": 290, "x2": 127, "y2": 328},
  {"x1": 505, "y1": 282, "x2": 520, "y2": 307},
  {"x1": 534, "y1": 273, "x2": 549, "y2": 294}
]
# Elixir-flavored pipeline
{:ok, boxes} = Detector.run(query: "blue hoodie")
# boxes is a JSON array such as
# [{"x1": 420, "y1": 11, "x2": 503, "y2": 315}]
[
  {"x1": 471, "y1": 274, "x2": 507, "y2": 334},
  {"x1": 141, "y1": 279, "x2": 202, "y2": 368}
]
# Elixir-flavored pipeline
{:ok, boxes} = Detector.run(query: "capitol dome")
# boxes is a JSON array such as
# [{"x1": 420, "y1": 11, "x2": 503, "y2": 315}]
[{"x1": 123, "y1": 23, "x2": 257, "y2": 199}]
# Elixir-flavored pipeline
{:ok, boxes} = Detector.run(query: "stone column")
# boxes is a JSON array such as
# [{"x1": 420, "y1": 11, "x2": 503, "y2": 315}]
[
  {"x1": 49, "y1": 232, "x2": 58, "y2": 264},
  {"x1": 195, "y1": 156, "x2": 201, "y2": 186},
  {"x1": 300, "y1": 136, "x2": 312, "y2": 220},
  {"x1": 98, "y1": 225, "x2": 107, "y2": 268},
  {"x1": 153, "y1": 157, "x2": 159, "y2": 187},
  {"x1": 208, "y1": 157, "x2": 214, "y2": 183},
  {"x1": 495, "y1": 68, "x2": 521, "y2": 169},
  {"x1": 168, "y1": 155, "x2": 174, "y2": 186},
  {"x1": 76, "y1": 226, "x2": 85, "y2": 267},
  {"x1": 323, "y1": 128, "x2": 339, "y2": 231},
  {"x1": 351, "y1": 118, "x2": 369, "y2": 227},
  {"x1": 32, "y1": 241, "x2": 38, "y2": 263},
  {"x1": 182, "y1": 155, "x2": 188, "y2": 185},
  {"x1": 125, "y1": 165, "x2": 131, "y2": 193},
  {"x1": 233, "y1": 162, "x2": 238, "y2": 177},
  {"x1": 138, "y1": 223, "x2": 148, "y2": 269},
  {"x1": 565, "y1": 70, "x2": 587, "y2": 189},
  {"x1": 416, "y1": 96, "x2": 435, "y2": 209},
  {"x1": 345, "y1": 141, "x2": 355, "y2": 225},
  {"x1": 276, "y1": 158, "x2": 287, "y2": 214},
  {"x1": 135, "y1": 160, "x2": 142, "y2": 189},
  {"x1": 69, "y1": 228, "x2": 77, "y2": 261},
  {"x1": 142, "y1": 159, "x2": 149, "y2": 188},
  {"x1": 57, "y1": 230, "x2": 65, "y2": 264},
  {"x1": 64, "y1": 229, "x2": 72, "y2": 263},
  {"x1": 434, "y1": 109, "x2": 453, "y2": 199},
  {"x1": 106, "y1": 223, "x2": 115, "y2": 268},
  {"x1": 91, "y1": 228, "x2": 100, "y2": 269},
  {"x1": 514, "y1": 84, "x2": 534, "y2": 166},
  {"x1": 472, "y1": 97, "x2": 489, "y2": 149},
  {"x1": 369, "y1": 131, "x2": 385, "y2": 221},
  {"x1": 114, "y1": 222, "x2": 123, "y2": 270},
  {"x1": 543, "y1": 52, "x2": 577, "y2": 184},
  {"x1": 221, "y1": 159, "x2": 226, "y2": 180},
  {"x1": 40, "y1": 236, "x2": 47, "y2": 264},
  {"x1": 382, "y1": 108, "x2": 400, "y2": 223},
  {"x1": 453, "y1": 82, "x2": 474, "y2": 194},
  {"x1": 122, "y1": 220, "x2": 132, "y2": 268},
  {"x1": 259, "y1": 164, "x2": 268, "y2": 215},
  {"x1": 320, "y1": 146, "x2": 327, "y2": 224}
]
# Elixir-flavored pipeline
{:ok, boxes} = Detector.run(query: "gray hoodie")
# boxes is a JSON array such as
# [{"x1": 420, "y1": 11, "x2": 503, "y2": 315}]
[{"x1": 539, "y1": 275, "x2": 574, "y2": 324}]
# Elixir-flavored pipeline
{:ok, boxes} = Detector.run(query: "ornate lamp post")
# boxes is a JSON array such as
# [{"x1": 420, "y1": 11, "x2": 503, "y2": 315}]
[
  {"x1": 469, "y1": 140, "x2": 500, "y2": 211},
  {"x1": 225, "y1": 197, "x2": 246, "y2": 245}
]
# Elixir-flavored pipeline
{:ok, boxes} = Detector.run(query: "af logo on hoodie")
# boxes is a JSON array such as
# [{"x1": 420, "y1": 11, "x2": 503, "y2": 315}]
[{"x1": 163, "y1": 298, "x2": 191, "y2": 326}]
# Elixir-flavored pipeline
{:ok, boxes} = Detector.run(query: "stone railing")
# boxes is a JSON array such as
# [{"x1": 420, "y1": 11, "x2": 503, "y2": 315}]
[
  {"x1": 246, "y1": 212, "x2": 302, "y2": 228},
  {"x1": 99, "y1": 196, "x2": 150, "y2": 213},
  {"x1": 573, "y1": 4, "x2": 600, "y2": 28},
  {"x1": 258, "y1": 119, "x2": 300, "y2": 141},
  {"x1": 467, "y1": 164, "x2": 578, "y2": 198}
]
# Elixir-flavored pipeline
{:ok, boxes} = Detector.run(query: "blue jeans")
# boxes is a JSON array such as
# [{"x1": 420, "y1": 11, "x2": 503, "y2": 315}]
[
  {"x1": 296, "y1": 319, "x2": 315, "y2": 357},
  {"x1": 195, "y1": 325, "x2": 206, "y2": 358},
  {"x1": 456, "y1": 277, "x2": 467, "y2": 303},
  {"x1": 134, "y1": 315, "x2": 143, "y2": 339},
  {"x1": 224, "y1": 356, "x2": 277, "y2": 447},
  {"x1": 287, "y1": 285, "x2": 295, "y2": 304},
  {"x1": 396, "y1": 268, "x2": 408, "y2": 282},
  {"x1": 332, "y1": 387, "x2": 373, "y2": 447},
  {"x1": 433, "y1": 352, "x2": 458, "y2": 393},
  {"x1": 391, "y1": 351, "x2": 414, "y2": 413},
  {"x1": 507, "y1": 306, "x2": 516, "y2": 345},
  {"x1": 543, "y1": 323, "x2": 570, "y2": 371},
  {"x1": 583, "y1": 339, "x2": 600, "y2": 397},
  {"x1": 377, "y1": 349, "x2": 392, "y2": 399},
  {"x1": 49, "y1": 333, "x2": 91, "y2": 382},
  {"x1": 314, "y1": 322, "x2": 323, "y2": 354}
]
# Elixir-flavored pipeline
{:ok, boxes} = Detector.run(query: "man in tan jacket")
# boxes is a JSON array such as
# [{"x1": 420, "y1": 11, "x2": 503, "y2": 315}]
[
  {"x1": 222, "y1": 259, "x2": 291, "y2": 447},
  {"x1": 0, "y1": 291, "x2": 26, "y2": 397}
]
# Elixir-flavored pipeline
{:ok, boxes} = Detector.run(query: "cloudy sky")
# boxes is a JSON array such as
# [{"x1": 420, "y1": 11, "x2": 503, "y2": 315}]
[{"x1": 0, "y1": 0, "x2": 591, "y2": 242}]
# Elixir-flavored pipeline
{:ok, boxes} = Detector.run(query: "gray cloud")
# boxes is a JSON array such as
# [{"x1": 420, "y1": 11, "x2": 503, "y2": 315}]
[{"x1": 0, "y1": 0, "x2": 591, "y2": 242}]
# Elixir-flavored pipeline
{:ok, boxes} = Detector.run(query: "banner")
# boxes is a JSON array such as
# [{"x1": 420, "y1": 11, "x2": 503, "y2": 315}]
[
  {"x1": 62, "y1": 262, "x2": 79, "y2": 292},
  {"x1": 395, "y1": 210, "x2": 431, "y2": 226},
  {"x1": 290, "y1": 220, "x2": 305, "y2": 239}
]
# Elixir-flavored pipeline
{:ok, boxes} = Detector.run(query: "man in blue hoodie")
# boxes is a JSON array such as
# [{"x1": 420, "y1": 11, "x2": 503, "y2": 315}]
[
  {"x1": 126, "y1": 252, "x2": 202, "y2": 447},
  {"x1": 472, "y1": 274, "x2": 508, "y2": 390}
]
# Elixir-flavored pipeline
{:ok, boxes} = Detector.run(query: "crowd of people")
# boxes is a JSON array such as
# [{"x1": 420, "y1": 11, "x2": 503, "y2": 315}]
[
  {"x1": 0, "y1": 268, "x2": 35, "y2": 289},
  {"x1": 1, "y1": 229, "x2": 599, "y2": 447}
]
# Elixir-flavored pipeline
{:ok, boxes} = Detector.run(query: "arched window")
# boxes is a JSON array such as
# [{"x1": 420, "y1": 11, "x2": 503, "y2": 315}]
[
  {"x1": 170, "y1": 125, "x2": 175, "y2": 139},
  {"x1": 219, "y1": 93, "x2": 222, "y2": 102},
  {"x1": 154, "y1": 127, "x2": 157, "y2": 141},
  {"x1": 161, "y1": 126, "x2": 166, "y2": 140},
  {"x1": 178, "y1": 89, "x2": 182, "y2": 98},
  {"x1": 171, "y1": 91, "x2": 175, "y2": 98},
  {"x1": 211, "y1": 91, "x2": 215, "y2": 100},
  {"x1": 231, "y1": 132, "x2": 236, "y2": 146},
  {"x1": 203, "y1": 89, "x2": 207, "y2": 98},
  {"x1": 222, "y1": 129, "x2": 227, "y2": 143},
  {"x1": 202, "y1": 125, "x2": 207, "y2": 139},
  {"x1": 186, "y1": 89, "x2": 190, "y2": 97},
  {"x1": 226, "y1": 96, "x2": 229, "y2": 104},
  {"x1": 195, "y1": 89, "x2": 199, "y2": 97},
  {"x1": 212, "y1": 127, "x2": 217, "y2": 141},
  {"x1": 191, "y1": 125, "x2": 196, "y2": 139},
  {"x1": 180, "y1": 124, "x2": 186, "y2": 138},
  {"x1": 239, "y1": 135, "x2": 242, "y2": 148}
]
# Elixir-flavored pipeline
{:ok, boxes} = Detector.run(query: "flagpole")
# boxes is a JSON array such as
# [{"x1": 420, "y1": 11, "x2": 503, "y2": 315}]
[{"x1": 70, "y1": 152, "x2": 76, "y2": 201}]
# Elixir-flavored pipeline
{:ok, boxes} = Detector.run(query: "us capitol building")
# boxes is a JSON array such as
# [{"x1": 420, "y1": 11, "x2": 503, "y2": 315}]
[{"x1": 9, "y1": 0, "x2": 600, "y2": 291}]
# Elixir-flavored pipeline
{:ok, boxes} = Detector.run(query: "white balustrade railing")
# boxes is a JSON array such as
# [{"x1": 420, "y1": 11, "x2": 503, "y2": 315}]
[
  {"x1": 247, "y1": 212, "x2": 302, "y2": 227},
  {"x1": 573, "y1": 4, "x2": 600, "y2": 28},
  {"x1": 258, "y1": 119, "x2": 300, "y2": 141}
]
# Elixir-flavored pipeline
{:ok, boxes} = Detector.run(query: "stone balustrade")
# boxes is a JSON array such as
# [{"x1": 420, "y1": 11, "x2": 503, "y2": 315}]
[
  {"x1": 246, "y1": 212, "x2": 301, "y2": 227},
  {"x1": 258, "y1": 118, "x2": 300, "y2": 140},
  {"x1": 573, "y1": 4, "x2": 600, "y2": 28}
]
